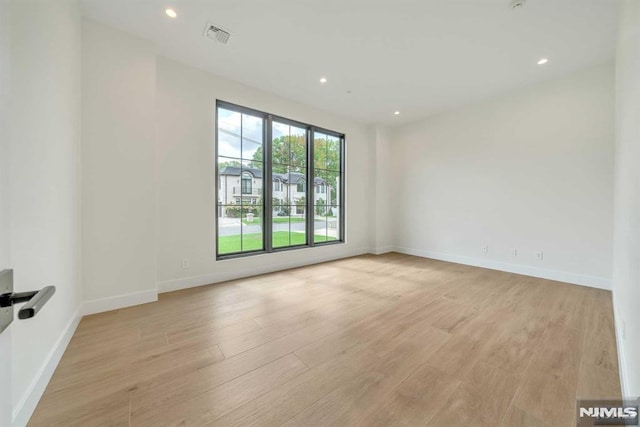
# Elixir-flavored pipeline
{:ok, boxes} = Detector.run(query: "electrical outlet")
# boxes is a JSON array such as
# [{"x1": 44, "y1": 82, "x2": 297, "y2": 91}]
[
  {"x1": 182, "y1": 258, "x2": 190, "y2": 269},
  {"x1": 481, "y1": 245, "x2": 488, "y2": 254},
  {"x1": 512, "y1": 248, "x2": 518, "y2": 256},
  {"x1": 535, "y1": 251, "x2": 544, "y2": 261}
]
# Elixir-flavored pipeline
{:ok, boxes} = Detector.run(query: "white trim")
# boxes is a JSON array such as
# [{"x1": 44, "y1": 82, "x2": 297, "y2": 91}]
[
  {"x1": 394, "y1": 247, "x2": 611, "y2": 290},
  {"x1": 613, "y1": 302, "x2": 630, "y2": 398},
  {"x1": 82, "y1": 289, "x2": 158, "y2": 316},
  {"x1": 12, "y1": 307, "x2": 82, "y2": 426},
  {"x1": 158, "y1": 246, "x2": 370, "y2": 293},
  {"x1": 371, "y1": 246, "x2": 394, "y2": 256}
]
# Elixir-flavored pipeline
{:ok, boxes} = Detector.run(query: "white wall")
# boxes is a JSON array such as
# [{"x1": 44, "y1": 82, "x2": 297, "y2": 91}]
[
  {"x1": 82, "y1": 20, "x2": 157, "y2": 306},
  {"x1": 391, "y1": 63, "x2": 615, "y2": 288},
  {"x1": 155, "y1": 56, "x2": 373, "y2": 291},
  {"x1": 0, "y1": 0, "x2": 11, "y2": 270},
  {"x1": 8, "y1": 0, "x2": 83, "y2": 424},
  {"x1": 613, "y1": 0, "x2": 640, "y2": 397},
  {"x1": 79, "y1": 22, "x2": 373, "y2": 297},
  {"x1": 371, "y1": 126, "x2": 394, "y2": 254},
  {"x1": 0, "y1": 4, "x2": 13, "y2": 426}
]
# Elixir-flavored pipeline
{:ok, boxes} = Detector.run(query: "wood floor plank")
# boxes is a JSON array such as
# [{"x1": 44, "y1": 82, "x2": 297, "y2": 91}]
[
  {"x1": 427, "y1": 361, "x2": 522, "y2": 427},
  {"x1": 126, "y1": 318, "x2": 342, "y2": 419},
  {"x1": 306, "y1": 323, "x2": 450, "y2": 426},
  {"x1": 500, "y1": 404, "x2": 553, "y2": 427},
  {"x1": 577, "y1": 361, "x2": 622, "y2": 400},
  {"x1": 130, "y1": 353, "x2": 308, "y2": 425},
  {"x1": 29, "y1": 388, "x2": 131, "y2": 427},
  {"x1": 426, "y1": 330, "x2": 496, "y2": 381},
  {"x1": 29, "y1": 253, "x2": 622, "y2": 427},
  {"x1": 218, "y1": 310, "x2": 332, "y2": 357},
  {"x1": 355, "y1": 364, "x2": 461, "y2": 427},
  {"x1": 211, "y1": 345, "x2": 382, "y2": 426},
  {"x1": 510, "y1": 322, "x2": 584, "y2": 426}
]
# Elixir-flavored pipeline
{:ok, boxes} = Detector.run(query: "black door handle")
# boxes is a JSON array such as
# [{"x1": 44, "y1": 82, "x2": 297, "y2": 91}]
[
  {"x1": 0, "y1": 286, "x2": 56, "y2": 319},
  {"x1": 17, "y1": 286, "x2": 56, "y2": 319},
  {"x1": 1, "y1": 270, "x2": 57, "y2": 334}
]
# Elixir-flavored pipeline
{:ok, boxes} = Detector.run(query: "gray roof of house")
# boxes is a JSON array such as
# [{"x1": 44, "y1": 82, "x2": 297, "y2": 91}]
[
  {"x1": 273, "y1": 172, "x2": 326, "y2": 185},
  {"x1": 218, "y1": 166, "x2": 263, "y2": 178},
  {"x1": 219, "y1": 167, "x2": 327, "y2": 185}
]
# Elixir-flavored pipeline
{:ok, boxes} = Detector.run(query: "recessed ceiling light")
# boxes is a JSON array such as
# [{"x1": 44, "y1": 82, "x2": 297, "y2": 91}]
[
  {"x1": 165, "y1": 8, "x2": 177, "y2": 18},
  {"x1": 537, "y1": 58, "x2": 548, "y2": 65},
  {"x1": 319, "y1": 77, "x2": 327, "y2": 83},
  {"x1": 394, "y1": 111, "x2": 400, "y2": 115}
]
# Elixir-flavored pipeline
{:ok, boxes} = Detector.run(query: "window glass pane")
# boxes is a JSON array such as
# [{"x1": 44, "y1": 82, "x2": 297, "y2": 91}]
[
  {"x1": 315, "y1": 169, "x2": 339, "y2": 205},
  {"x1": 217, "y1": 205, "x2": 242, "y2": 254},
  {"x1": 326, "y1": 135, "x2": 341, "y2": 171},
  {"x1": 313, "y1": 215, "x2": 328, "y2": 243},
  {"x1": 241, "y1": 113, "x2": 263, "y2": 160},
  {"x1": 289, "y1": 125, "x2": 306, "y2": 168},
  {"x1": 217, "y1": 108, "x2": 241, "y2": 158},
  {"x1": 217, "y1": 157, "x2": 240, "y2": 205},
  {"x1": 240, "y1": 164, "x2": 263, "y2": 200},
  {"x1": 272, "y1": 122, "x2": 290, "y2": 167},
  {"x1": 272, "y1": 216, "x2": 290, "y2": 248},
  {"x1": 272, "y1": 211, "x2": 307, "y2": 248},
  {"x1": 327, "y1": 170, "x2": 340, "y2": 205},
  {"x1": 242, "y1": 206, "x2": 263, "y2": 251},
  {"x1": 314, "y1": 133, "x2": 327, "y2": 170},
  {"x1": 272, "y1": 168, "x2": 288, "y2": 208},
  {"x1": 290, "y1": 210, "x2": 306, "y2": 245},
  {"x1": 289, "y1": 169, "x2": 306, "y2": 206},
  {"x1": 217, "y1": 156, "x2": 242, "y2": 167},
  {"x1": 313, "y1": 169, "x2": 339, "y2": 218},
  {"x1": 271, "y1": 123, "x2": 307, "y2": 249},
  {"x1": 313, "y1": 135, "x2": 341, "y2": 244},
  {"x1": 327, "y1": 206, "x2": 339, "y2": 241},
  {"x1": 217, "y1": 105, "x2": 264, "y2": 256},
  {"x1": 313, "y1": 176, "x2": 331, "y2": 216}
]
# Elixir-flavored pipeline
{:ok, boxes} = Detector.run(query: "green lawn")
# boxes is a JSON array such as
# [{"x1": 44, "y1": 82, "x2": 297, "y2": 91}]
[
  {"x1": 242, "y1": 216, "x2": 307, "y2": 226},
  {"x1": 218, "y1": 231, "x2": 336, "y2": 254}
]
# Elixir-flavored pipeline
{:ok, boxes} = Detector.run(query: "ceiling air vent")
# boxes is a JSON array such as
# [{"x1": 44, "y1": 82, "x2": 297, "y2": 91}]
[
  {"x1": 204, "y1": 23, "x2": 231, "y2": 44},
  {"x1": 508, "y1": 0, "x2": 526, "y2": 9}
]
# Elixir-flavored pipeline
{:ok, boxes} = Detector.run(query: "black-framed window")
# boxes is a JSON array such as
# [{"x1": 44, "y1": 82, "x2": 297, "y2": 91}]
[
  {"x1": 216, "y1": 100, "x2": 345, "y2": 258},
  {"x1": 241, "y1": 172, "x2": 252, "y2": 194}
]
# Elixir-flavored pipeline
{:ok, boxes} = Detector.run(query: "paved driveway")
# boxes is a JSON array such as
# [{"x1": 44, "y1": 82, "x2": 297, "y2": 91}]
[{"x1": 217, "y1": 217, "x2": 337, "y2": 236}]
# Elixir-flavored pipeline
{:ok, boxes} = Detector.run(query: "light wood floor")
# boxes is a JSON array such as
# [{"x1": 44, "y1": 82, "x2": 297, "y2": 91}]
[{"x1": 30, "y1": 253, "x2": 621, "y2": 426}]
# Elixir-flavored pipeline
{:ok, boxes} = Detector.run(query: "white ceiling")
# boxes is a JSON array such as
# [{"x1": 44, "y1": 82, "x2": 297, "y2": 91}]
[{"x1": 80, "y1": 0, "x2": 620, "y2": 125}]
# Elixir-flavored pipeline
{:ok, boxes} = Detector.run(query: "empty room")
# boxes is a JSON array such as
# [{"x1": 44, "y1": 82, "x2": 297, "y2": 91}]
[{"x1": 1, "y1": 0, "x2": 638, "y2": 426}]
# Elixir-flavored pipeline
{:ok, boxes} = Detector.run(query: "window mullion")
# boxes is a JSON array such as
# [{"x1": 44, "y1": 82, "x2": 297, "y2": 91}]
[
  {"x1": 265, "y1": 115, "x2": 273, "y2": 253},
  {"x1": 308, "y1": 128, "x2": 315, "y2": 247}
]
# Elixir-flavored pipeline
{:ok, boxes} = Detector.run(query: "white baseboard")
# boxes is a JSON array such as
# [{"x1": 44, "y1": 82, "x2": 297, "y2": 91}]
[
  {"x1": 158, "y1": 246, "x2": 370, "y2": 293},
  {"x1": 613, "y1": 302, "x2": 630, "y2": 398},
  {"x1": 82, "y1": 288, "x2": 158, "y2": 316},
  {"x1": 394, "y1": 246, "x2": 611, "y2": 290},
  {"x1": 370, "y1": 246, "x2": 394, "y2": 255},
  {"x1": 12, "y1": 306, "x2": 82, "y2": 426}
]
